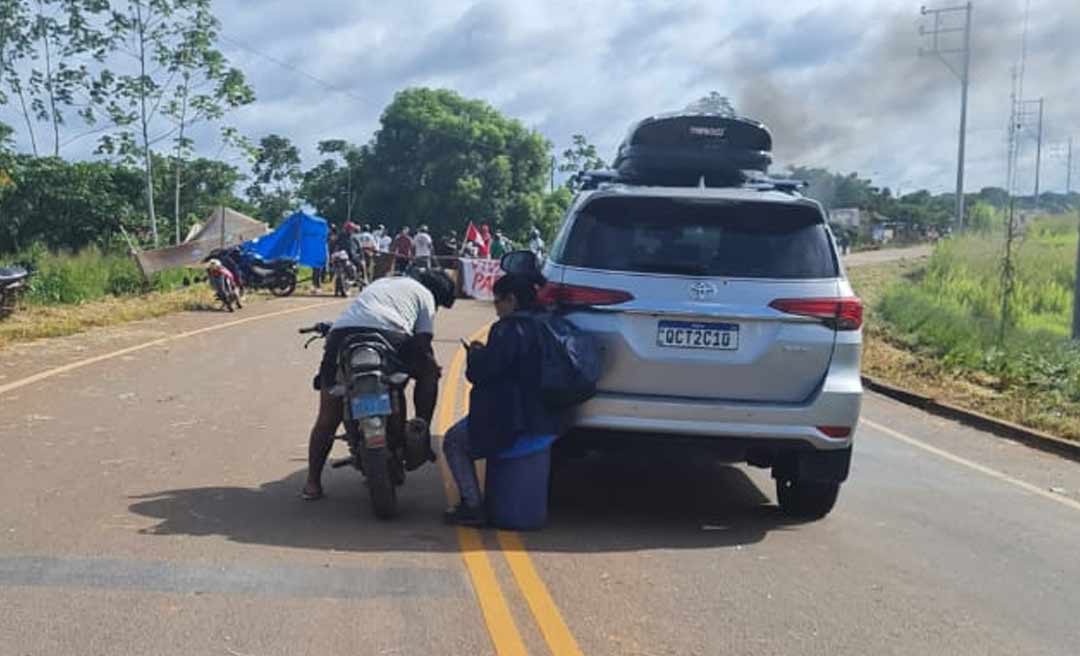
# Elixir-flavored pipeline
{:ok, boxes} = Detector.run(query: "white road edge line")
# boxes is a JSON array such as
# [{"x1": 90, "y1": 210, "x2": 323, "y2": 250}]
[
  {"x1": 862, "y1": 418, "x2": 1080, "y2": 513},
  {"x1": 0, "y1": 300, "x2": 344, "y2": 397}
]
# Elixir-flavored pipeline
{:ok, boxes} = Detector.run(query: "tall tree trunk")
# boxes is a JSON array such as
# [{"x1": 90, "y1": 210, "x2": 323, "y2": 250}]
[
  {"x1": 135, "y1": 1, "x2": 157, "y2": 247},
  {"x1": 36, "y1": 3, "x2": 59, "y2": 157},
  {"x1": 15, "y1": 85, "x2": 38, "y2": 156},
  {"x1": 173, "y1": 75, "x2": 189, "y2": 246}
]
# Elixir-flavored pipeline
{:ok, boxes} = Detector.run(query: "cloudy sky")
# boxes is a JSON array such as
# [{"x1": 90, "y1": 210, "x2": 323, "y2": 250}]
[{"x1": 8, "y1": 0, "x2": 1080, "y2": 196}]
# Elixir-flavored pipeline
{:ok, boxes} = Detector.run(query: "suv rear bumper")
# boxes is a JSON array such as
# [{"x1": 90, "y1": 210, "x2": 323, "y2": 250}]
[{"x1": 565, "y1": 384, "x2": 861, "y2": 451}]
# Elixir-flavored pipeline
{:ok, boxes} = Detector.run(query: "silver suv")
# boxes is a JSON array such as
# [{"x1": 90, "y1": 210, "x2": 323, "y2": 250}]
[{"x1": 541, "y1": 183, "x2": 862, "y2": 519}]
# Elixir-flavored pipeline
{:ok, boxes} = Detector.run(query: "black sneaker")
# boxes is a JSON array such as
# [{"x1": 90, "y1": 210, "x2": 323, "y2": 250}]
[{"x1": 444, "y1": 503, "x2": 487, "y2": 527}]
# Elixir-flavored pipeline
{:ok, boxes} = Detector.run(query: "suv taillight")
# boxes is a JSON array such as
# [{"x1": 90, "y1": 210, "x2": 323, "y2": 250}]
[
  {"x1": 538, "y1": 282, "x2": 634, "y2": 307},
  {"x1": 769, "y1": 297, "x2": 863, "y2": 331}
]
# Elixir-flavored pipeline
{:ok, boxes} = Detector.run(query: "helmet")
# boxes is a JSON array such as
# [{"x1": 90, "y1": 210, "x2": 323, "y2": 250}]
[
  {"x1": 343, "y1": 221, "x2": 358, "y2": 233},
  {"x1": 207, "y1": 258, "x2": 222, "y2": 270},
  {"x1": 412, "y1": 269, "x2": 456, "y2": 309}
]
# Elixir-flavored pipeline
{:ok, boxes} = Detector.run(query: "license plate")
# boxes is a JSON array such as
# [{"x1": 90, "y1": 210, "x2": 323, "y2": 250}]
[
  {"x1": 350, "y1": 393, "x2": 391, "y2": 418},
  {"x1": 657, "y1": 320, "x2": 739, "y2": 350}
]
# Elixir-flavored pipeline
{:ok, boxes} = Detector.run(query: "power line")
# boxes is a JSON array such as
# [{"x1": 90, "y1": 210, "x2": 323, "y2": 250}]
[{"x1": 218, "y1": 33, "x2": 366, "y2": 103}]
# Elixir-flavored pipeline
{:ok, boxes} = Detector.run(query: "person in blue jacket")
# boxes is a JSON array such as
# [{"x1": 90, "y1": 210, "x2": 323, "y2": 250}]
[{"x1": 443, "y1": 271, "x2": 557, "y2": 526}]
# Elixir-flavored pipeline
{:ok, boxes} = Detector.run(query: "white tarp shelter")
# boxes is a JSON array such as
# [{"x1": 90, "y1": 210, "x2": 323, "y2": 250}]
[{"x1": 134, "y1": 207, "x2": 268, "y2": 276}]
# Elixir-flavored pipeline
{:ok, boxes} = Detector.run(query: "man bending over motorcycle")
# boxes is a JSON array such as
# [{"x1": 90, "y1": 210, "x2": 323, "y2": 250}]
[{"x1": 302, "y1": 268, "x2": 457, "y2": 500}]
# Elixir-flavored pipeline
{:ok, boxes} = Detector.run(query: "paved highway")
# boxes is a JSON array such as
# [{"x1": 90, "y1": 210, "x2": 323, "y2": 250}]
[{"x1": 2, "y1": 274, "x2": 1078, "y2": 655}]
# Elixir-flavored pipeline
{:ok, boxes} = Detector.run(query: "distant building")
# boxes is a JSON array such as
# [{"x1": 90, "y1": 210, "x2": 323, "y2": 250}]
[{"x1": 829, "y1": 208, "x2": 864, "y2": 229}]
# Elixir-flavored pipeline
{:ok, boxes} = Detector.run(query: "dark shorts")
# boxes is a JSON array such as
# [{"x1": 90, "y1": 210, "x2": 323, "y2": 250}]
[{"x1": 316, "y1": 327, "x2": 435, "y2": 391}]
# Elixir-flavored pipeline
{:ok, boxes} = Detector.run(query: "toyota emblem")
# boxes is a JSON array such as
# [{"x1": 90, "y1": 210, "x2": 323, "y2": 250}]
[{"x1": 689, "y1": 282, "x2": 718, "y2": 301}]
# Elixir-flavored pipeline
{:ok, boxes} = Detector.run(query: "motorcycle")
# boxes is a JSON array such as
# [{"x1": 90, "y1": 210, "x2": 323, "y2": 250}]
[
  {"x1": 330, "y1": 250, "x2": 357, "y2": 297},
  {"x1": 208, "y1": 266, "x2": 242, "y2": 312},
  {"x1": 300, "y1": 322, "x2": 435, "y2": 519},
  {"x1": 206, "y1": 246, "x2": 298, "y2": 297},
  {"x1": 0, "y1": 264, "x2": 31, "y2": 317}
]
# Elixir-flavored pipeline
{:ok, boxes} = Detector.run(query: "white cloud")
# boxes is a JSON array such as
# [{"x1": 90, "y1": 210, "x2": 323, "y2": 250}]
[{"x1": 4, "y1": 0, "x2": 1078, "y2": 196}]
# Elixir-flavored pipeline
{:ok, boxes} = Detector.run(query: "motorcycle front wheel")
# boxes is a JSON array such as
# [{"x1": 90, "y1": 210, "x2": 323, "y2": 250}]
[
  {"x1": 365, "y1": 447, "x2": 399, "y2": 520},
  {"x1": 269, "y1": 274, "x2": 297, "y2": 297}
]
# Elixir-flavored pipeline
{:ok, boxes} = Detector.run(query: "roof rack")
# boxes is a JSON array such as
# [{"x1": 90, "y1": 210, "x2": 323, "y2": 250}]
[{"x1": 579, "y1": 169, "x2": 807, "y2": 195}]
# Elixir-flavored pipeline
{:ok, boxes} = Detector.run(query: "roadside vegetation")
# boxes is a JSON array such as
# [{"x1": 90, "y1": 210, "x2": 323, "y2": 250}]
[
  {"x1": 851, "y1": 212, "x2": 1080, "y2": 441},
  {"x1": 0, "y1": 245, "x2": 213, "y2": 347}
]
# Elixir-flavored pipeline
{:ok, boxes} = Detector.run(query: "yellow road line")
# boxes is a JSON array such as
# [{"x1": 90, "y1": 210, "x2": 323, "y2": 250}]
[
  {"x1": 457, "y1": 527, "x2": 530, "y2": 656},
  {"x1": 863, "y1": 418, "x2": 1080, "y2": 513},
  {"x1": 498, "y1": 531, "x2": 585, "y2": 656},
  {"x1": 0, "y1": 299, "x2": 344, "y2": 397},
  {"x1": 438, "y1": 325, "x2": 528, "y2": 656}
]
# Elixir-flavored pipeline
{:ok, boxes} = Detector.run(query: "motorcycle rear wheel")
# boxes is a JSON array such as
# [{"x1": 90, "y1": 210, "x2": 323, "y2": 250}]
[
  {"x1": 269, "y1": 274, "x2": 297, "y2": 297},
  {"x1": 365, "y1": 447, "x2": 399, "y2": 520}
]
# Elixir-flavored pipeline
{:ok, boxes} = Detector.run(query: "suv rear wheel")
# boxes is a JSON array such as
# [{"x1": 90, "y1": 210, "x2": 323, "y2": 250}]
[{"x1": 776, "y1": 478, "x2": 840, "y2": 520}]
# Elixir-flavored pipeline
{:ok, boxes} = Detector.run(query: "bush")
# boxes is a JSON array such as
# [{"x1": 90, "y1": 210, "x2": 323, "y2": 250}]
[
  {"x1": 1, "y1": 244, "x2": 187, "y2": 306},
  {"x1": 879, "y1": 214, "x2": 1080, "y2": 398}
]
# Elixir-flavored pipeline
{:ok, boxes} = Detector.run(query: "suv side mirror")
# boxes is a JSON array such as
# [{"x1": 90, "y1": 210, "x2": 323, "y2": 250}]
[{"x1": 500, "y1": 250, "x2": 540, "y2": 275}]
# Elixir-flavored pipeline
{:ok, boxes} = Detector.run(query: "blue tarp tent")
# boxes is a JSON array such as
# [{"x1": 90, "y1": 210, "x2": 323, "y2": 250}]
[{"x1": 244, "y1": 211, "x2": 328, "y2": 269}]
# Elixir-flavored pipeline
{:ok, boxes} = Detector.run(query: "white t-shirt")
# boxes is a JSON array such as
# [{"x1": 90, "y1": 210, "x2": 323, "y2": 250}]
[
  {"x1": 378, "y1": 235, "x2": 392, "y2": 253},
  {"x1": 414, "y1": 231, "x2": 434, "y2": 257},
  {"x1": 357, "y1": 231, "x2": 377, "y2": 250},
  {"x1": 332, "y1": 276, "x2": 436, "y2": 336}
]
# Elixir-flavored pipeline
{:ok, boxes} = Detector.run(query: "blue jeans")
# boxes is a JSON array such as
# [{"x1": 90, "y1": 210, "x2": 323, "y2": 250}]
[{"x1": 443, "y1": 418, "x2": 482, "y2": 508}]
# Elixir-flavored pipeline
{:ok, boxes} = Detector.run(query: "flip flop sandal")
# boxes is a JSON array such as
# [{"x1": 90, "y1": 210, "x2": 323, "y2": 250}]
[{"x1": 299, "y1": 489, "x2": 324, "y2": 501}]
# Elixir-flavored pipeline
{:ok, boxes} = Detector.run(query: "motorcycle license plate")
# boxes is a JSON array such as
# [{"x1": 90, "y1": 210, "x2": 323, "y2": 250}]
[
  {"x1": 656, "y1": 320, "x2": 739, "y2": 350},
  {"x1": 350, "y1": 393, "x2": 391, "y2": 418}
]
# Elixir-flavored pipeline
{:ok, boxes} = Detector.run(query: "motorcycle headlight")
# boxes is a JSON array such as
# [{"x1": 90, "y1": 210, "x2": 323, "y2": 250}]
[{"x1": 349, "y1": 347, "x2": 381, "y2": 370}]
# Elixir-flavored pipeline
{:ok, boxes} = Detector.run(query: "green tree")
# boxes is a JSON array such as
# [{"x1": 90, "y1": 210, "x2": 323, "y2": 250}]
[
  {"x1": 0, "y1": 154, "x2": 143, "y2": 252},
  {"x1": 101, "y1": 0, "x2": 249, "y2": 247},
  {"x1": 558, "y1": 134, "x2": 605, "y2": 192},
  {"x1": 362, "y1": 87, "x2": 550, "y2": 234},
  {"x1": 301, "y1": 139, "x2": 367, "y2": 224},
  {"x1": 163, "y1": 4, "x2": 253, "y2": 244},
  {"x1": 246, "y1": 133, "x2": 301, "y2": 224},
  {"x1": 0, "y1": 0, "x2": 114, "y2": 157},
  {"x1": 685, "y1": 91, "x2": 736, "y2": 116}
]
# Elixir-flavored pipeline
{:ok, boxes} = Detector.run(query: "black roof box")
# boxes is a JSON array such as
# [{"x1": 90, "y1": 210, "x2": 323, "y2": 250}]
[{"x1": 612, "y1": 112, "x2": 772, "y2": 187}]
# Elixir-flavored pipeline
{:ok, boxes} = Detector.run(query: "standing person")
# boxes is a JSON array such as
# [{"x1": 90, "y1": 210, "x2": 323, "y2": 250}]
[
  {"x1": 443, "y1": 272, "x2": 556, "y2": 525},
  {"x1": 489, "y1": 230, "x2": 511, "y2": 260},
  {"x1": 478, "y1": 224, "x2": 492, "y2": 259},
  {"x1": 377, "y1": 224, "x2": 392, "y2": 253},
  {"x1": 528, "y1": 228, "x2": 546, "y2": 258},
  {"x1": 413, "y1": 225, "x2": 434, "y2": 268},
  {"x1": 357, "y1": 223, "x2": 378, "y2": 283},
  {"x1": 302, "y1": 269, "x2": 457, "y2": 501},
  {"x1": 391, "y1": 226, "x2": 415, "y2": 273}
]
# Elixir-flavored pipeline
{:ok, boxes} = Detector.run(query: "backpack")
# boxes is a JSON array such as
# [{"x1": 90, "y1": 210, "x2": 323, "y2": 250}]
[{"x1": 533, "y1": 312, "x2": 602, "y2": 409}]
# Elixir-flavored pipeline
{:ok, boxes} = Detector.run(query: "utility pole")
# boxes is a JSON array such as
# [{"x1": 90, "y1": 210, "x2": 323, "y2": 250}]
[
  {"x1": 1068, "y1": 137, "x2": 1073, "y2": 195},
  {"x1": 1033, "y1": 98, "x2": 1044, "y2": 205},
  {"x1": 920, "y1": 2, "x2": 973, "y2": 231},
  {"x1": 1016, "y1": 98, "x2": 1044, "y2": 206}
]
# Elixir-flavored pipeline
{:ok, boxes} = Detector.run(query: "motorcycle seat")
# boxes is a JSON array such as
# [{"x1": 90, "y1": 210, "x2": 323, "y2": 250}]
[{"x1": 0, "y1": 266, "x2": 29, "y2": 283}]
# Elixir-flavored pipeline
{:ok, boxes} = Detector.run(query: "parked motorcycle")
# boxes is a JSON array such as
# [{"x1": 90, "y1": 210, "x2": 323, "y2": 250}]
[
  {"x1": 300, "y1": 322, "x2": 435, "y2": 519},
  {"x1": 206, "y1": 246, "x2": 297, "y2": 297},
  {"x1": 0, "y1": 264, "x2": 31, "y2": 317},
  {"x1": 207, "y1": 260, "x2": 242, "y2": 312},
  {"x1": 330, "y1": 250, "x2": 357, "y2": 297}
]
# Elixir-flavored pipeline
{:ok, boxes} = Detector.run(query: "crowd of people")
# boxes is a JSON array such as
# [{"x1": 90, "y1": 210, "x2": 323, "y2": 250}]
[{"x1": 312, "y1": 220, "x2": 548, "y2": 290}]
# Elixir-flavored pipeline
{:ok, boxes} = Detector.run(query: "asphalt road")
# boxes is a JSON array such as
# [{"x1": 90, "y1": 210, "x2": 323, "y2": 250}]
[{"x1": 2, "y1": 282, "x2": 1079, "y2": 655}]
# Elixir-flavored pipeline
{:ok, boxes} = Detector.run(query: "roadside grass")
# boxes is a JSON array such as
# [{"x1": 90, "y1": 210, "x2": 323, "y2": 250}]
[
  {"x1": 0, "y1": 286, "x2": 216, "y2": 349},
  {"x1": 0, "y1": 245, "x2": 220, "y2": 348},
  {"x1": 850, "y1": 217, "x2": 1080, "y2": 441}
]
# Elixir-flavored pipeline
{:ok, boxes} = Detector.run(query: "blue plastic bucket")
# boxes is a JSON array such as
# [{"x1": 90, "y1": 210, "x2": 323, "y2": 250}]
[{"x1": 485, "y1": 435, "x2": 556, "y2": 531}]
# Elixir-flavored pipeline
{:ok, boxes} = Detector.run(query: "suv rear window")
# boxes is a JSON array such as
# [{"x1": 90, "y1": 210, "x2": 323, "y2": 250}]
[{"x1": 553, "y1": 196, "x2": 838, "y2": 279}]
